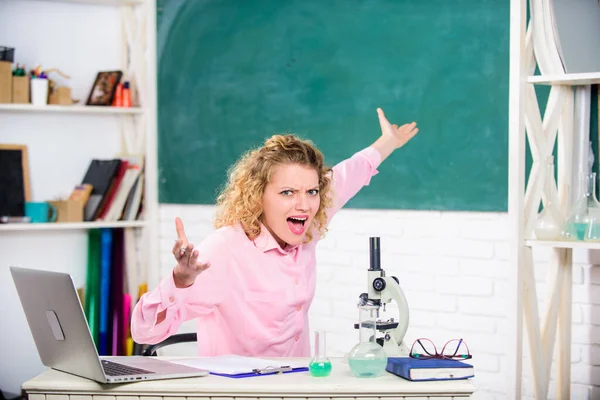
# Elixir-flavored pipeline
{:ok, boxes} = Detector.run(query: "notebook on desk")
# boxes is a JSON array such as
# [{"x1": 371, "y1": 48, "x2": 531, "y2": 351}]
[
  {"x1": 386, "y1": 357, "x2": 474, "y2": 382},
  {"x1": 10, "y1": 266, "x2": 209, "y2": 383}
]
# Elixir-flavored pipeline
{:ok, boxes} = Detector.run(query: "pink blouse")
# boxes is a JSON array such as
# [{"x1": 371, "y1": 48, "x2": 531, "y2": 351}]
[{"x1": 131, "y1": 147, "x2": 381, "y2": 356}]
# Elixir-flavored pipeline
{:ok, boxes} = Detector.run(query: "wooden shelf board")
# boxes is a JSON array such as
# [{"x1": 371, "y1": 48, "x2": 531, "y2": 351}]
[
  {"x1": 0, "y1": 220, "x2": 147, "y2": 232},
  {"x1": 525, "y1": 239, "x2": 600, "y2": 250},
  {"x1": 0, "y1": 104, "x2": 144, "y2": 115},
  {"x1": 527, "y1": 72, "x2": 600, "y2": 86},
  {"x1": 25, "y1": 0, "x2": 143, "y2": 5}
]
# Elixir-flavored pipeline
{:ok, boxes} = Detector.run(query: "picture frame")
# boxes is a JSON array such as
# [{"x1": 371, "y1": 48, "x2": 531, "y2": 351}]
[
  {"x1": 86, "y1": 70, "x2": 123, "y2": 106},
  {"x1": 0, "y1": 144, "x2": 31, "y2": 217}
]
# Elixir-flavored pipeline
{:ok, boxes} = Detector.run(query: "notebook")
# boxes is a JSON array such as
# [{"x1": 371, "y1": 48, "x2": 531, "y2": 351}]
[
  {"x1": 386, "y1": 357, "x2": 474, "y2": 381},
  {"x1": 10, "y1": 266, "x2": 209, "y2": 383}
]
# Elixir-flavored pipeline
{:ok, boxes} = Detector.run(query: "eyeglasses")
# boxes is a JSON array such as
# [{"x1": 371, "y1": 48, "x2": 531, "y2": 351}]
[{"x1": 409, "y1": 338, "x2": 472, "y2": 360}]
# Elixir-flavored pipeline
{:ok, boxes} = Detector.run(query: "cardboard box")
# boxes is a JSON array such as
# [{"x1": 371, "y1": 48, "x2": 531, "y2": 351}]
[
  {"x1": 0, "y1": 61, "x2": 12, "y2": 104},
  {"x1": 49, "y1": 86, "x2": 72, "y2": 105},
  {"x1": 49, "y1": 200, "x2": 84, "y2": 223},
  {"x1": 12, "y1": 76, "x2": 29, "y2": 104}
]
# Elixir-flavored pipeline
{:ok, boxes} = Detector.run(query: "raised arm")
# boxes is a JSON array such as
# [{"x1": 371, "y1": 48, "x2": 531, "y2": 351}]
[
  {"x1": 130, "y1": 219, "x2": 228, "y2": 345},
  {"x1": 326, "y1": 108, "x2": 418, "y2": 220}
]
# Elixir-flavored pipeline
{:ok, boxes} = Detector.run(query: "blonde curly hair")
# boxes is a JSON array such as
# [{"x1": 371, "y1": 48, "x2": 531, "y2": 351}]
[{"x1": 214, "y1": 134, "x2": 333, "y2": 243}]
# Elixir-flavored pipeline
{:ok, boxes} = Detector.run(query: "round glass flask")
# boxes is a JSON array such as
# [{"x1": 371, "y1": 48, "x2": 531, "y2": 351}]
[{"x1": 348, "y1": 300, "x2": 388, "y2": 378}]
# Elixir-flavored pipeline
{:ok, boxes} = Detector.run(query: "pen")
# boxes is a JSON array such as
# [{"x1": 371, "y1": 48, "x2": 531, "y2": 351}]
[{"x1": 252, "y1": 365, "x2": 292, "y2": 374}]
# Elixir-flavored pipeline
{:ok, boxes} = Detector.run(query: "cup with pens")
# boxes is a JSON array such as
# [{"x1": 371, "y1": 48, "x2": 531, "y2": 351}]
[{"x1": 30, "y1": 65, "x2": 49, "y2": 106}]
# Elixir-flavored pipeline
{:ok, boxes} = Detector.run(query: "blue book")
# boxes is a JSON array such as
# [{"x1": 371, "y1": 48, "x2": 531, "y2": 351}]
[
  {"x1": 98, "y1": 228, "x2": 113, "y2": 355},
  {"x1": 386, "y1": 357, "x2": 474, "y2": 381}
]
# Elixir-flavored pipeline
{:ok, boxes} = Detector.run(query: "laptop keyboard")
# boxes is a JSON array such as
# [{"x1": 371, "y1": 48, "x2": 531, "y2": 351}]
[{"x1": 101, "y1": 359, "x2": 155, "y2": 376}]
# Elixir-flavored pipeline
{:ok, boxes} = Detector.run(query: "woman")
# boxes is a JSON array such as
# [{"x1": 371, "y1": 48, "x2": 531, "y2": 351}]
[{"x1": 131, "y1": 108, "x2": 418, "y2": 356}]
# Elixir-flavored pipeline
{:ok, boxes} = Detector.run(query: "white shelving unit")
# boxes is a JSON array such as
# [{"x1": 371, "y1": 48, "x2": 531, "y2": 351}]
[
  {"x1": 0, "y1": 0, "x2": 158, "y2": 394},
  {"x1": 0, "y1": 0, "x2": 158, "y2": 265},
  {"x1": 509, "y1": 0, "x2": 599, "y2": 399}
]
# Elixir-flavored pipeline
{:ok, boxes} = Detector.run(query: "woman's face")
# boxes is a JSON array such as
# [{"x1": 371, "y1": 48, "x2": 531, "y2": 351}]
[{"x1": 261, "y1": 163, "x2": 321, "y2": 248}]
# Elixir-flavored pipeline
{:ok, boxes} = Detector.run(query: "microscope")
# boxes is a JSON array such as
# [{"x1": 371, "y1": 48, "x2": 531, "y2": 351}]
[{"x1": 354, "y1": 237, "x2": 410, "y2": 357}]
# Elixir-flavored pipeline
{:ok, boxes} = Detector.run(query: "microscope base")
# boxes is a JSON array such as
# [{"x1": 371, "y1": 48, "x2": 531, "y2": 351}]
[{"x1": 382, "y1": 340, "x2": 410, "y2": 357}]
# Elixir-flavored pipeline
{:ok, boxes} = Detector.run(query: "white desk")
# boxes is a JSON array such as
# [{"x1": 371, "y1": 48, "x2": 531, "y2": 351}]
[{"x1": 22, "y1": 358, "x2": 475, "y2": 399}]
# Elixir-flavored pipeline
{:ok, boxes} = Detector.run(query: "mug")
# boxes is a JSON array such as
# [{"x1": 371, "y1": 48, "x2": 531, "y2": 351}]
[{"x1": 25, "y1": 202, "x2": 57, "y2": 223}]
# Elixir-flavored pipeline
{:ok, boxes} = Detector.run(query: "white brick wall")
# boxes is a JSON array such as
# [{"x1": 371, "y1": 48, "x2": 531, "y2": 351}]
[{"x1": 158, "y1": 204, "x2": 600, "y2": 399}]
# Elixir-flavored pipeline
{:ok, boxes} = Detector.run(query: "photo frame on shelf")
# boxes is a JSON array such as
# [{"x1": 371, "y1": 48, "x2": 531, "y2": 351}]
[
  {"x1": 0, "y1": 144, "x2": 31, "y2": 217},
  {"x1": 86, "y1": 70, "x2": 122, "y2": 106}
]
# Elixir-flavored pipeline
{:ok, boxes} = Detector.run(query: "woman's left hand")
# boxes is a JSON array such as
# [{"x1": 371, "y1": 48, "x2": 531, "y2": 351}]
[{"x1": 377, "y1": 107, "x2": 419, "y2": 150}]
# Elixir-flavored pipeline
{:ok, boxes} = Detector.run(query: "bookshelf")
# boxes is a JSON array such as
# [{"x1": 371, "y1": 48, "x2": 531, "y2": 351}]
[
  {"x1": 0, "y1": 0, "x2": 158, "y2": 395},
  {"x1": 508, "y1": 0, "x2": 600, "y2": 398}
]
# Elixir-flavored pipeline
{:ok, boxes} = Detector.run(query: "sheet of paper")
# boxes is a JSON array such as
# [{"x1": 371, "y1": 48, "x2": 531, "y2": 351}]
[{"x1": 169, "y1": 354, "x2": 306, "y2": 375}]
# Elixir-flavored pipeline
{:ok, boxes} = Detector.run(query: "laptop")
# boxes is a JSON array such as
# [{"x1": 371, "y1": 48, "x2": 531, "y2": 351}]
[{"x1": 10, "y1": 266, "x2": 209, "y2": 383}]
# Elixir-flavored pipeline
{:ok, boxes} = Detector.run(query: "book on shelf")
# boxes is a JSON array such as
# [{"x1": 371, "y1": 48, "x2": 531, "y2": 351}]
[
  {"x1": 81, "y1": 159, "x2": 121, "y2": 221},
  {"x1": 82, "y1": 226, "x2": 142, "y2": 356},
  {"x1": 80, "y1": 155, "x2": 144, "y2": 222}
]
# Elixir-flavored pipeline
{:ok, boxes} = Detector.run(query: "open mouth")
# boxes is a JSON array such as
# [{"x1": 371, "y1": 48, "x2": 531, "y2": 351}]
[{"x1": 287, "y1": 216, "x2": 307, "y2": 235}]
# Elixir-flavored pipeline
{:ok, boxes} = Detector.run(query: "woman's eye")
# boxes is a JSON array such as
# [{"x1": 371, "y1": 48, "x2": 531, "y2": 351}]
[
  {"x1": 308, "y1": 189, "x2": 319, "y2": 196},
  {"x1": 280, "y1": 190, "x2": 293, "y2": 196}
]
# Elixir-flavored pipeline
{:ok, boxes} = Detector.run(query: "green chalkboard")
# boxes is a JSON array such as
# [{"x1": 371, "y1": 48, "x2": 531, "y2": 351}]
[{"x1": 157, "y1": 0, "x2": 509, "y2": 211}]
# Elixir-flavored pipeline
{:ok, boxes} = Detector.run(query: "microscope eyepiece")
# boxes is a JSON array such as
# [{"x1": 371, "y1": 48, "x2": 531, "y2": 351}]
[{"x1": 369, "y1": 237, "x2": 381, "y2": 271}]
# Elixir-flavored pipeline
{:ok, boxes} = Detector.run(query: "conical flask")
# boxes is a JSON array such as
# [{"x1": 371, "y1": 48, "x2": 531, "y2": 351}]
[
  {"x1": 561, "y1": 172, "x2": 600, "y2": 241},
  {"x1": 534, "y1": 156, "x2": 562, "y2": 240}
]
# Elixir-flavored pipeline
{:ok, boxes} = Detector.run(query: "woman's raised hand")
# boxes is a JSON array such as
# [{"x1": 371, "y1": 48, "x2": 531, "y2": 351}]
[
  {"x1": 172, "y1": 217, "x2": 210, "y2": 288},
  {"x1": 377, "y1": 108, "x2": 419, "y2": 150}
]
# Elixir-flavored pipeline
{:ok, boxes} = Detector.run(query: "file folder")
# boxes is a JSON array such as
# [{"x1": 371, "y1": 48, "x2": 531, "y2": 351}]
[
  {"x1": 170, "y1": 354, "x2": 309, "y2": 378},
  {"x1": 213, "y1": 365, "x2": 308, "y2": 378}
]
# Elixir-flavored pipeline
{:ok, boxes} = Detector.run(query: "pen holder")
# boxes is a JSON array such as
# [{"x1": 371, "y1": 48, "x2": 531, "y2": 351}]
[
  {"x1": 49, "y1": 87, "x2": 72, "y2": 105},
  {"x1": 30, "y1": 78, "x2": 49, "y2": 106},
  {"x1": 12, "y1": 76, "x2": 30, "y2": 104},
  {"x1": 0, "y1": 61, "x2": 12, "y2": 104},
  {"x1": 49, "y1": 200, "x2": 84, "y2": 223}
]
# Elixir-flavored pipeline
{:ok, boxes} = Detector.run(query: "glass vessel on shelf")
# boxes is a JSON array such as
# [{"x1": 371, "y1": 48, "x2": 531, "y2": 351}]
[
  {"x1": 309, "y1": 330, "x2": 332, "y2": 377},
  {"x1": 585, "y1": 214, "x2": 600, "y2": 242},
  {"x1": 534, "y1": 156, "x2": 562, "y2": 240},
  {"x1": 561, "y1": 172, "x2": 600, "y2": 241},
  {"x1": 348, "y1": 298, "x2": 388, "y2": 378}
]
